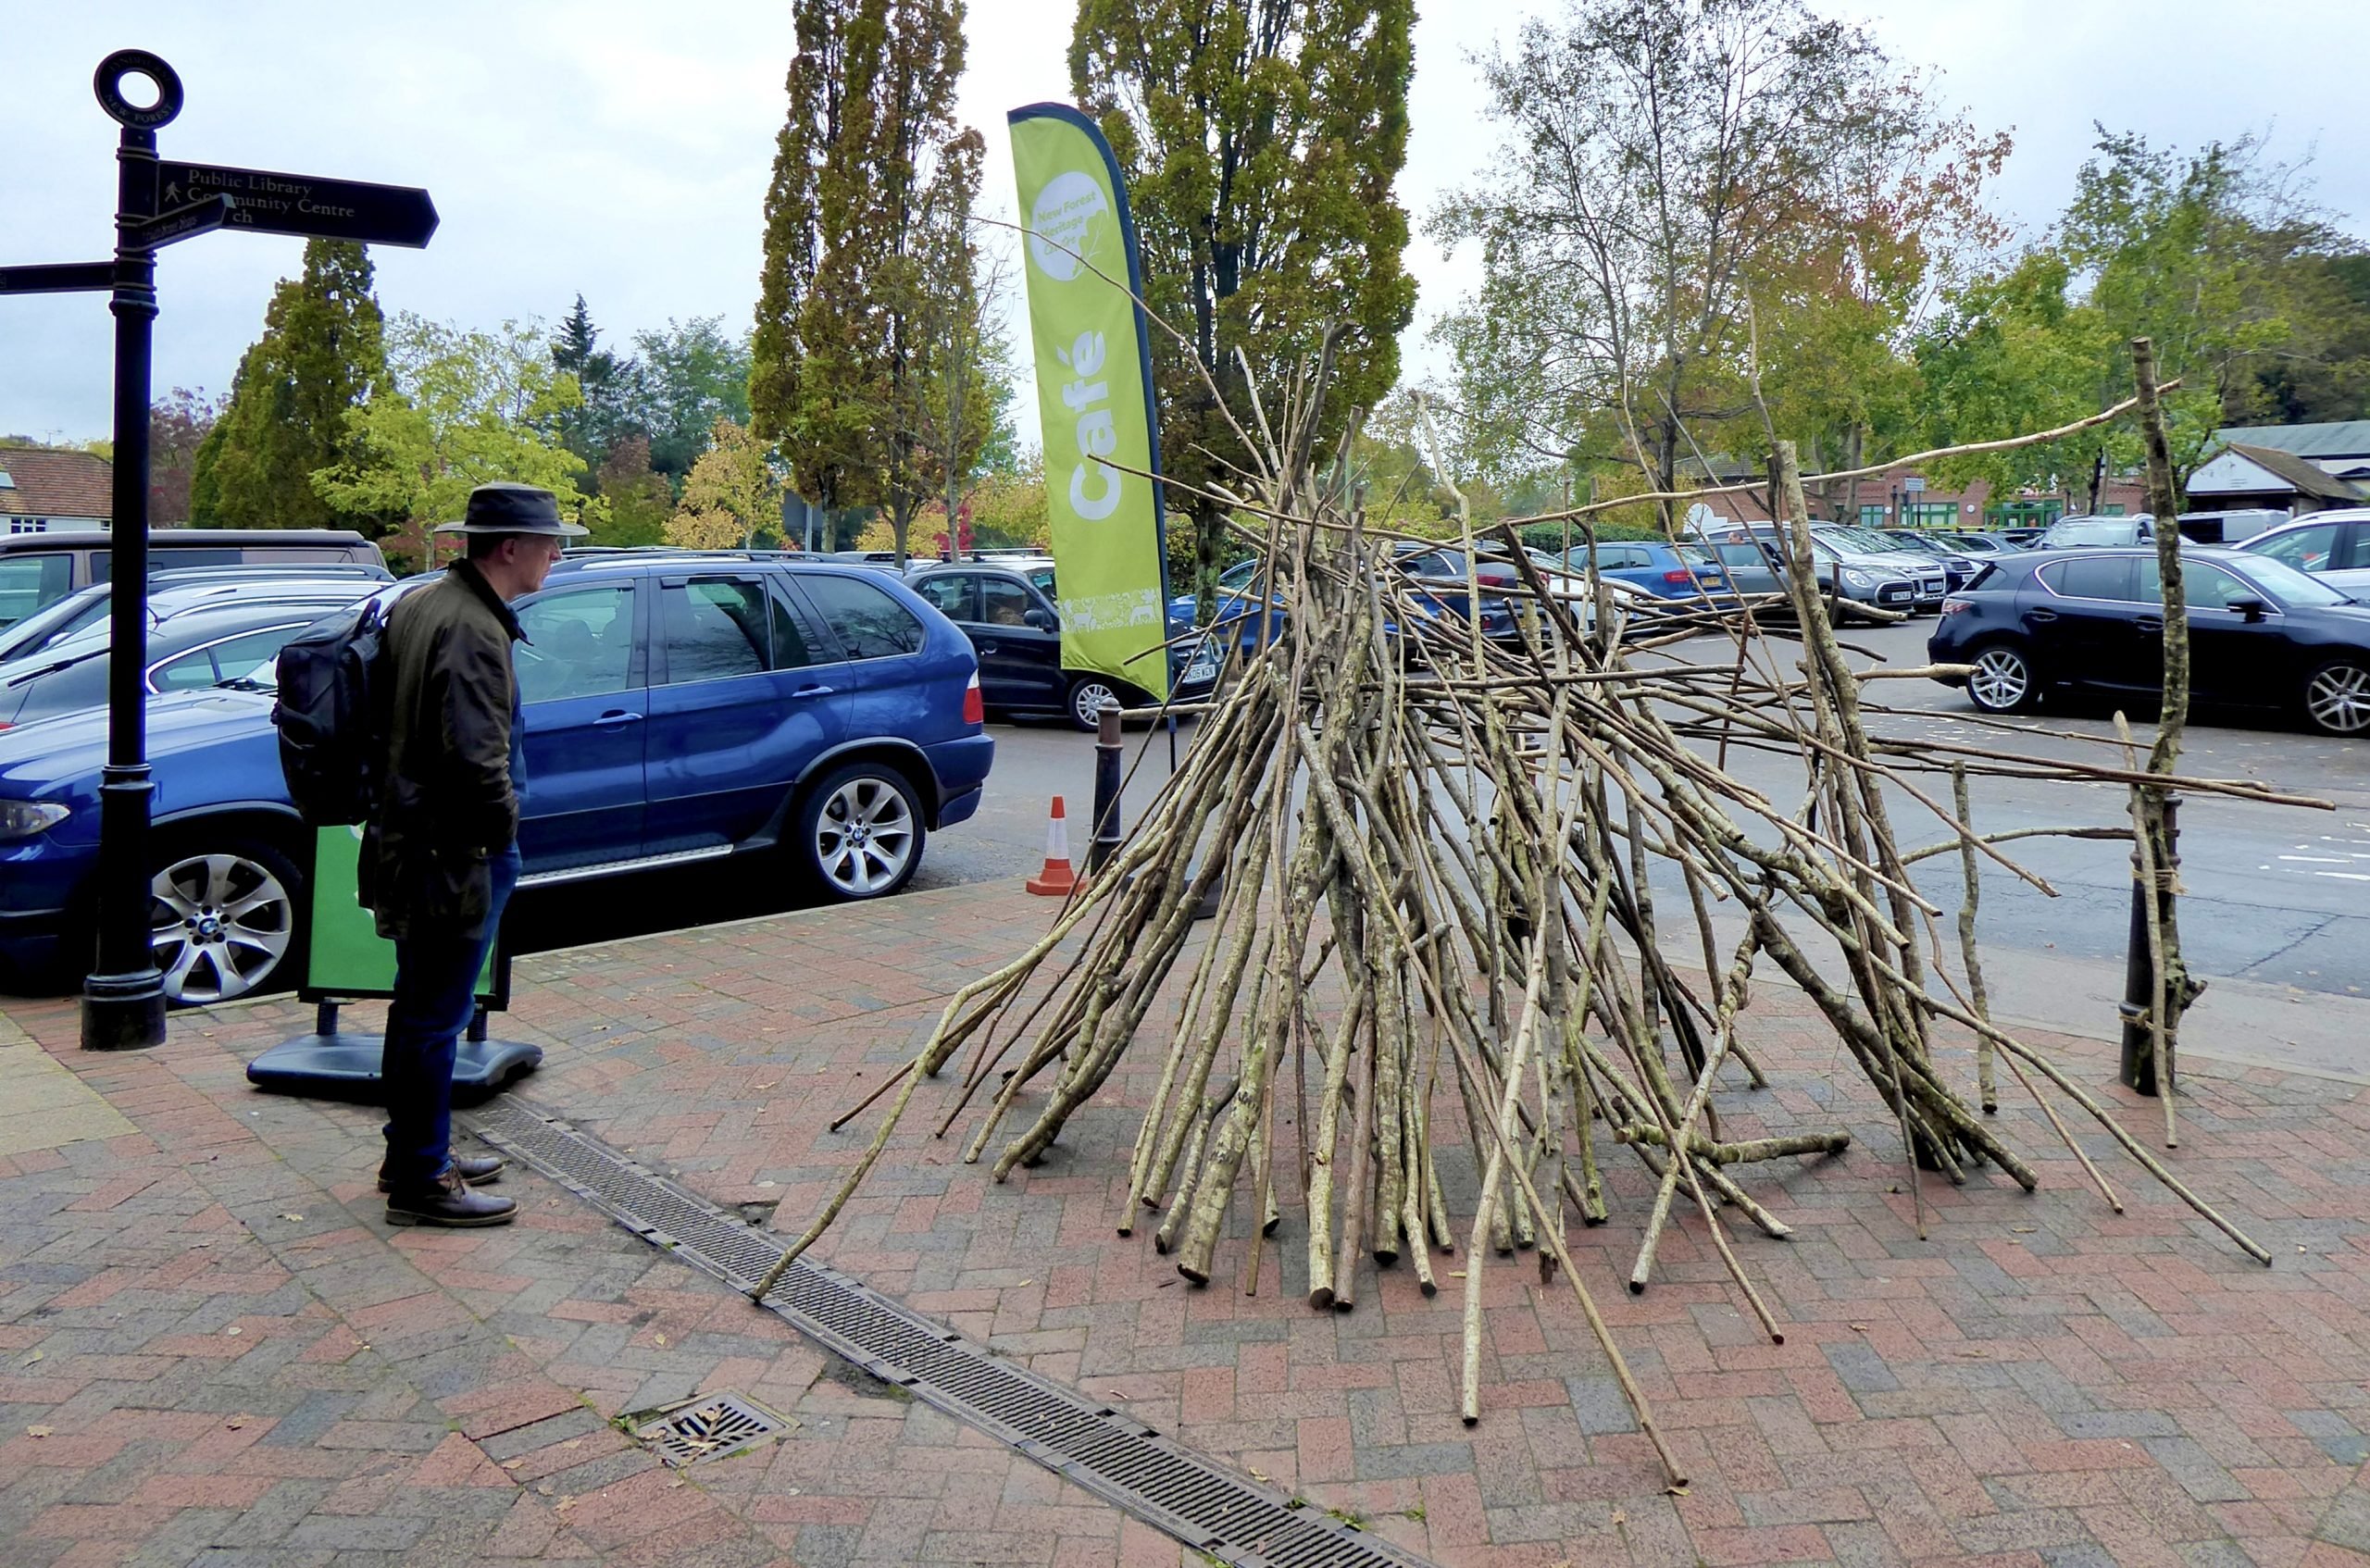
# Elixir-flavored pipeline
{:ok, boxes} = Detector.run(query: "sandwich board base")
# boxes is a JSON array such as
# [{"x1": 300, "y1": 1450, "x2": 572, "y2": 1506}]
[{"x1": 246, "y1": 1002, "x2": 542, "y2": 1107}]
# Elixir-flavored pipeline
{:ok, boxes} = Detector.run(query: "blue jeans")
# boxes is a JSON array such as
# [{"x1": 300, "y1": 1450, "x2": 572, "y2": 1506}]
[{"x1": 380, "y1": 844, "x2": 520, "y2": 1190}]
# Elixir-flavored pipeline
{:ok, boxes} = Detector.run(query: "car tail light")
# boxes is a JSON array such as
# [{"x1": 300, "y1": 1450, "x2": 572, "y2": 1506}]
[
  {"x1": 962, "y1": 672, "x2": 983, "y2": 726},
  {"x1": 1940, "y1": 597, "x2": 1972, "y2": 616},
  {"x1": 1662, "y1": 568, "x2": 1692, "y2": 584}
]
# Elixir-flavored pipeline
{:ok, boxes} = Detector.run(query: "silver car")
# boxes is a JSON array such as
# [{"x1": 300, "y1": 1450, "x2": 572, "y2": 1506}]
[{"x1": 2240, "y1": 509, "x2": 2370, "y2": 600}]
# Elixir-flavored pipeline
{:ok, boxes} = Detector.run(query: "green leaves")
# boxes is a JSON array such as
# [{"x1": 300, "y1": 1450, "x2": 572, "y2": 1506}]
[
  {"x1": 1915, "y1": 129, "x2": 2370, "y2": 497},
  {"x1": 192, "y1": 240, "x2": 390, "y2": 534},
  {"x1": 1073, "y1": 0, "x2": 1416, "y2": 613},
  {"x1": 311, "y1": 313, "x2": 601, "y2": 553}
]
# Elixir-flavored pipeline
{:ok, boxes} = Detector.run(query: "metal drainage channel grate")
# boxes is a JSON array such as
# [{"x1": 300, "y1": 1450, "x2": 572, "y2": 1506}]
[
  {"x1": 466, "y1": 1096, "x2": 1435, "y2": 1568},
  {"x1": 633, "y1": 1391, "x2": 790, "y2": 1466}
]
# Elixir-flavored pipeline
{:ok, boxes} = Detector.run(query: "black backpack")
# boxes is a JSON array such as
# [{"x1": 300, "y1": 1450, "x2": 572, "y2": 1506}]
[{"x1": 272, "y1": 594, "x2": 393, "y2": 828}]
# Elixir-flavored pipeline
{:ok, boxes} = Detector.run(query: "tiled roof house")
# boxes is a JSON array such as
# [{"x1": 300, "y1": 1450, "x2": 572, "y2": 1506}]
[{"x1": 0, "y1": 448, "x2": 112, "y2": 532}]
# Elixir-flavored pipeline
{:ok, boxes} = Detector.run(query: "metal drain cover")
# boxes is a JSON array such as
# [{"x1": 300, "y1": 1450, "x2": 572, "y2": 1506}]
[
  {"x1": 632, "y1": 1392, "x2": 790, "y2": 1466},
  {"x1": 467, "y1": 1096, "x2": 1438, "y2": 1568}
]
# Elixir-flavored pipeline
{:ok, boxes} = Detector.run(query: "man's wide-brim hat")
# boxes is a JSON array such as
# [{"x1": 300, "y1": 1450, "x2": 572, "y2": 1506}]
[{"x1": 433, "y1": 481, "x2": 590, "y2": 537}]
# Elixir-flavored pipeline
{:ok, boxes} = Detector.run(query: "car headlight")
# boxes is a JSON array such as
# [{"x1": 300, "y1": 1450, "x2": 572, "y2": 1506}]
[
  {"x1": 1842, "y1": 569, "x2": 1874, "y2": 589},
  {"x1": 0, "y1": 801, "x2": 71, "y2": 841}
]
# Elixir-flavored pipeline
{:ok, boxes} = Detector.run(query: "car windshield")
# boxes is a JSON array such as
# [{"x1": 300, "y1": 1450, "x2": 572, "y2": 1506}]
[
  {"x1": 1824, "y1": 526, "x2": 1909, "y2": 553},
  {"x1": 1890, "y1": 535, "x2": 1949, "y2": 555},
  {"x1": 2238, "y1": 554, "x2": 2355, "y2": 607},
  {"x1": 2042, "y1": 519, "x2": 2136, "y2": 547}
]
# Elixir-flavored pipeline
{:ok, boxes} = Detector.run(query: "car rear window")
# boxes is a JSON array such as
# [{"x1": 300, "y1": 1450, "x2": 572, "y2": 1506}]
[
  {"x1": 2040, "y1": 556, "x2": 2138, "y2": 600},
  {"x1": 802, "y1": 573, "x2": 926, "y2": 660}
]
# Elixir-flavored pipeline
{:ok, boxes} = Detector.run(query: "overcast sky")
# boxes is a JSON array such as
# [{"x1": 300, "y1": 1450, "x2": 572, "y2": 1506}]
[{"x1": 6, "y1": 0, "x2": 2368, "y2": 452}]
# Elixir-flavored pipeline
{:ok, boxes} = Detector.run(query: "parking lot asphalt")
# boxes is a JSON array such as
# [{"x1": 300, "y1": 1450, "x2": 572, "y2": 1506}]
[{"x1": 515, "y1": 619, "x2": 2366, "y2": 1003}]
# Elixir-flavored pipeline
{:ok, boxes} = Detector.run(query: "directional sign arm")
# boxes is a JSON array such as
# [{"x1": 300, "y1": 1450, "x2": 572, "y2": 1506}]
[
  {"x1": 0, "y1": 261, "x2": 116, "y2": 295},
  {"x1": 159, "y1": 161, "x2": 438, "y2": 248},
  {"x1": 123, "y1": 193, "x2": 233, "y2": 252}
]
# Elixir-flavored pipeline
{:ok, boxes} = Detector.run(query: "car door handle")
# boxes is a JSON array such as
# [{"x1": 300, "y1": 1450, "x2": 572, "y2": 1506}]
[
  {"x1": 789, "y1": 684, "x2": 835, "y2": 700},
  {"x1": 2028, "y1": 608, "x2": 2058, "y2": 623},
  {"x1": 2134, "y1": 616, "x2": 2164, "y2": 633},
  {"x1": 595, "y1": 709, "x2": 642, "y2": 728}
]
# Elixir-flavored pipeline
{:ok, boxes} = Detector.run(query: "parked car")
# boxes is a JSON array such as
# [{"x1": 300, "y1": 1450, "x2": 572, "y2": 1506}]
[
  {"x1": 1388, "y1": 546, "x2": 1521, "y2": 640},
  {"x1": 2175, "y1": 509, "x2": 2287, "y2": 545},
  {"x1": 0, "y1": 529, "x2": 384, "y2": 633},
  {"x1": 0, "y1": 562, "x2": 393, "y2": 666},
  {"x1": 910, "y1": 559, "x2": 1217, "y2": 728},
  {"x1": 1812, "y1": 525, "x2": 1952, "y2": 609},
  {"x1": 1940, "y1": 531, "x2": 2027, "y2": 558},
  {"x1": 1927, "y1": 546, "x2": 2370, "y2": 735},
  {"x1": 0, "y1": 580, "x2": 382, "y2": 730},
  {"x1": 1690, "y1": 522, "x2": 1927, "y2": 620},
  {"x1": 2035, "y1": 514, "x2": 2156, "y2": 550},
  {"x1": 2240, "y1": 510, "x2": 2370, "y2": 599},
  {"x1": 1164, "y1": 559, "x2": 1291, "y2": 654},
  {"x1": 0, "y1": 555, "x2": 993, "y2": 1004},
  {"x1": 1876, "y1": 529, "x2": 1982, "y2": 591},
  {"x1": 1570, "y1": 540, "x2": 1715, "y2": 599}
]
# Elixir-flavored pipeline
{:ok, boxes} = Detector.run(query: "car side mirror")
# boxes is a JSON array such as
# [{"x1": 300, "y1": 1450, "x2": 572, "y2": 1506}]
[
  {"x1": 1024, "y1": 606, "x2": 1056, "y2": 632},
  {"x1": 2225, "y1": 596, "x2": 2268, "y2": 622}
]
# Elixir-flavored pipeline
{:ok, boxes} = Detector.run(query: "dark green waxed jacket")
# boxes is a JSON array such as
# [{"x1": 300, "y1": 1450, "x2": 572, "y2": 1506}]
[{"x1": 359, "y1": 560, "x2": 523, "y2": 942}]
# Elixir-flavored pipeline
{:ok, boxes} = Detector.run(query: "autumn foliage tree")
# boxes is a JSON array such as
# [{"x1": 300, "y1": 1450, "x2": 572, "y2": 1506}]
[
  {"x1": 1433, "y1": 0, "x2": 2005, "y2": 521},
  {"x1": 667, "y1": 418, "x2": 785, "y2": 549},
  {"x1": 750, "y1": 0, "x2": 985, "y2": 562},
  {"x1": 1071, "y1": 0, "x2": 1417, "y2": 616}
]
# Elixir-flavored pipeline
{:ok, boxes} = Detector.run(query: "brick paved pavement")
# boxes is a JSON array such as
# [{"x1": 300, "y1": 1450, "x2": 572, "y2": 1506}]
[{"x1": 4, "y1": 876, "x2": 2368, "y2": 1567}]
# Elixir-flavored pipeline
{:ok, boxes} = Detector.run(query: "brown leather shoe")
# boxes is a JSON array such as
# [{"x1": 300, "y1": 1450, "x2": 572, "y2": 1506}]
[
  {"x1": 378, "y1": 1154, "x2": 505, "y2": 1194},
  {"x1": 385, "y1": 1168, "x2": 517, "y2": 1227}
]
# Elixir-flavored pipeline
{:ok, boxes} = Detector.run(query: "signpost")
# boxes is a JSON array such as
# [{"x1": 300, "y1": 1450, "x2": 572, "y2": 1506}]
[{"x1": 0, "y1": 50, "x2": 439, "y2": 1050}]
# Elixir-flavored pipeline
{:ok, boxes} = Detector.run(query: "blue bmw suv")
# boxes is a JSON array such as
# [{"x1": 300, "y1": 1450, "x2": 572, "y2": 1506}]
[{"x1": 0, "y1": 554, "x2": 993, "y2": 1005}]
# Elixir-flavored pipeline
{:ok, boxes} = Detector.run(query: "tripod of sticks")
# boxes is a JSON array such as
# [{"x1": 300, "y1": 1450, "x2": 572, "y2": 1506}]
[{"x1": 753, "y1": 356, "x2": 2314, "y2": 1490}]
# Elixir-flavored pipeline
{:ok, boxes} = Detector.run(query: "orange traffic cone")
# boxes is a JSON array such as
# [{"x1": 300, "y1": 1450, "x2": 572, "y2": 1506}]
[{"x1": 1025, "y1": 796, "x2": 1078, "y2": 896}]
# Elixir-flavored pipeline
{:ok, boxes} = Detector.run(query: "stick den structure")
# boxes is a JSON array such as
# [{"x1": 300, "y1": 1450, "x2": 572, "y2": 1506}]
[{"x1": 753, "y1": 375, "x2": 2315, "y2": 1489}]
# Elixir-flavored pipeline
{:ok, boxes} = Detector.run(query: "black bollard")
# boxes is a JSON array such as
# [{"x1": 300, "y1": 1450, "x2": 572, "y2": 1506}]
[{"x1": 1088, "y1": 700, "x2": 1124, "y2": 876}]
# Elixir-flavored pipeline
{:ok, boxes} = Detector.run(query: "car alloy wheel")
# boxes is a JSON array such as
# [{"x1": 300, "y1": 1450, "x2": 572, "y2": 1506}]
[
  {"x1": 148, "y1": 847, "x2": 297, "y2": 1005},
  {"x1": 1966, "y1": 644, "x2": 2034, "y2": 713},
  {"x1": 811, "y1": 768, "x2": 919, "y2": 898},
  {"x1": 1068, "y1": 676, "x2": 1122, "y2": 732},
  {"x1": 2303, "y1": 660, "x2": 2370, "y2": 736}
]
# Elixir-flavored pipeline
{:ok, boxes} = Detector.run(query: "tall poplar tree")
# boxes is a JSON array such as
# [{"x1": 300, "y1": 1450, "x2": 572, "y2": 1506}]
[
  {"x1": 750, "y1": 0, "x2": 982, "y2": 561},
  {"x1": 191, "y1": 240, "x2": 390, "y2": 532},
  {"x1": 1071, "y1": 0, "x2": 1417, "y2": 614}
]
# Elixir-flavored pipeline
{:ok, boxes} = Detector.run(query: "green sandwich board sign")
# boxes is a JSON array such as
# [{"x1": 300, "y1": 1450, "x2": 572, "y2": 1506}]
[{"x1": 303, "y1": 827, "x2": 499, "y2": 1002}]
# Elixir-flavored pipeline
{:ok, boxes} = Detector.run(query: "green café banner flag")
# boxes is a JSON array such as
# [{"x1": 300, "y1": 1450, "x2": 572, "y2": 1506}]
[{"x1": 1008, "y1": 103, "x2": 1170, "y2": 701}]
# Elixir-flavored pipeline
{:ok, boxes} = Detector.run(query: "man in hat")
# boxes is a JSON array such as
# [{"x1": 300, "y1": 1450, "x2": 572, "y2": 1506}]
[{"x1": 364, "y1": 482, "x2": 585, "y2": 1226}]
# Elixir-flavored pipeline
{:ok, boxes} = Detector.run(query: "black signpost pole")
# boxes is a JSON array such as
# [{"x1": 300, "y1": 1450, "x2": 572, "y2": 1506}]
[
  {"x1": 3, "y1": 51, "x2": 436, "y2": 1050},
  {"x1": 81, "y1": 51, "x2": 184, "y2": 1050}
]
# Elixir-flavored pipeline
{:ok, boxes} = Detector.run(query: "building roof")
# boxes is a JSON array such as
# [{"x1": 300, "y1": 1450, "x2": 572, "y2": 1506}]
[
  {"x1": 2212, "y1": 420, "x2": 2370, "y2": 460},
  {"x1": 2195, "y1": 442, "x2": 2366, "y2": 503},
  {"x1": 0, "y1": 447, "x2": 112, "y2": 520}
]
